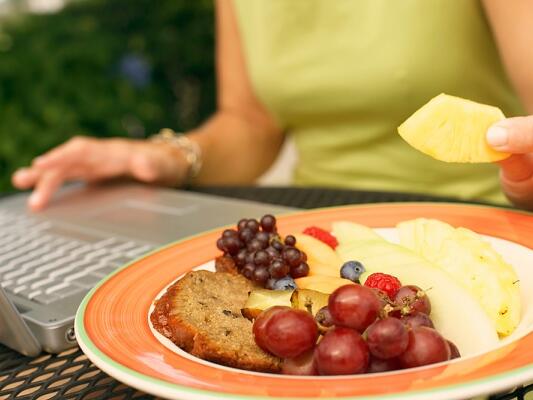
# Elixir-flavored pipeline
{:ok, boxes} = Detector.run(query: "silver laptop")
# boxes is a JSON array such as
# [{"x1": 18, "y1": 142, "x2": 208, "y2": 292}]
[{"x1": 0, "y1": 182, "x2": 294, "y2": 356}]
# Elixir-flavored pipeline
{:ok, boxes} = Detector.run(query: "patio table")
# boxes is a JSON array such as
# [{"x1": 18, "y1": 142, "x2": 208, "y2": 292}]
[{"x1": 0, "y1": 185, "x2": 531, "y2": 400}]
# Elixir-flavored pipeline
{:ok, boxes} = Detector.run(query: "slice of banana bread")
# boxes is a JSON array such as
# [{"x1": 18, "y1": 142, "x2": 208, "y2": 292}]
[{"x1": 150, "y1": 270, "x2": 281, "y2": 373}]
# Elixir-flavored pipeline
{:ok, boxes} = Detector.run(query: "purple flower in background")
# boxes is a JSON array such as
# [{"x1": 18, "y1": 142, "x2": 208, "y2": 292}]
[{"x1": 118, "y1": 53, "x2": 151, "y2": 88}]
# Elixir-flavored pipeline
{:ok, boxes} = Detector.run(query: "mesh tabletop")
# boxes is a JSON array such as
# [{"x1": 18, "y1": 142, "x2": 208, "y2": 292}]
[{"x1": 0, "y1": 186, "x2": 531, "y2": 400}]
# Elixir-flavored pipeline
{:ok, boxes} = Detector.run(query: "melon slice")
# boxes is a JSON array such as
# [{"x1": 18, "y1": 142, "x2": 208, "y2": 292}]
[
  {"x1": 397, "y1": 218, "x2": 521, "y2": 336},
  {"x1": 398, "y1": 93, "x2": 509, "y2": 163},
  {"x1": 332, "y1": 221, "x2": 382, "y2": 245}
]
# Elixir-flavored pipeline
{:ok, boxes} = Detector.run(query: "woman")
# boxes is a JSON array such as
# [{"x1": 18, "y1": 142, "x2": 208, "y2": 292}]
[{"x1": 11, "y1": 0, "x2": 533, "y2": 210}]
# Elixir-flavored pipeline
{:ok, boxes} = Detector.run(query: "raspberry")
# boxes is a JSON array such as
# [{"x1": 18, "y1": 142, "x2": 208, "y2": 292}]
[
  {"x1": 364, "y1": 273, "x2": 402, "y2": 299},
  {"x1": 302, "y1": 226, "x2": 338, "y2": 249}
]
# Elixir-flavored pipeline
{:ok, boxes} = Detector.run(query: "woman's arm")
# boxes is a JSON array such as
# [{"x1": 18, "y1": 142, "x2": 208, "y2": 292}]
[
  {"x1": 483, "y1": 0, "x2": 533, "y2": 113},
  {"x1": 189, "y1": 0, "x2": 284, "y2": 184},
  {"x1": 483, "y1": 0, "x2": 533, "y2": 209}
]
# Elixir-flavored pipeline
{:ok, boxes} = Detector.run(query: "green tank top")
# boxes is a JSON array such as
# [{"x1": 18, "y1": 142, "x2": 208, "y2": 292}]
[{"x1": 233, "y1": 0, "x2": 524, "y2": 204}]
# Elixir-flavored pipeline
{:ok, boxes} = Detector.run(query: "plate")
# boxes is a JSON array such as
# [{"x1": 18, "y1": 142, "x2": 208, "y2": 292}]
[{"x1": 75, "y1": 203, "x2": 533, "y2": 400}]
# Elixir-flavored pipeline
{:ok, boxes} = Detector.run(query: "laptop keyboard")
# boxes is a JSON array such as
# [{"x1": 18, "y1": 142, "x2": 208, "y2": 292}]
[{"x1": 0, "y1": 211, "x2": 155, "y2": 305}]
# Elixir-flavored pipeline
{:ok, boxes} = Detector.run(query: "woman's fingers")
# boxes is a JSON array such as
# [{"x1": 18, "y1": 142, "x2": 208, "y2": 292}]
[
  {"x1": 497, "y1": 154, "x2": 533, "y2": 182},
  {"x1": 487, "y1": 116, "x2": 533, "y2": 153},
  {"x1": 27, "y1": 169, "x2": 67, "y2": 211},
  {"x1": 12, "y1": 168, "x2": 42, "y2": 189},
  {"x1": 497, "y1": 157, "x2": 533, "y2": 210},
  {"x1": 32, "y1": 136, "x2": 93, "y2": 169}
]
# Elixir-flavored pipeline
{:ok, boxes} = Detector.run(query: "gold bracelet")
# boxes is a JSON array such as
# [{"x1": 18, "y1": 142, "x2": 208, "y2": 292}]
[{"x1": 149, "y1": 128, "x2": 203, "y2": 184}]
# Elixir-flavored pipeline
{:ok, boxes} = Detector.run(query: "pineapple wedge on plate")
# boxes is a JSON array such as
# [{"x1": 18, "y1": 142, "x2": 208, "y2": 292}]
[
  {"x1": 398, "y1": 93, "x2": 509, "y2": 163},
  {"x1": 397, "y1": 218, "x2": 521, "y2": 336}
]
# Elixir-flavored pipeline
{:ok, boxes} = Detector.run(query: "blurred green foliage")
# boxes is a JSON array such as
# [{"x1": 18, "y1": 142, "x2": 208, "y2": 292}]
[{"x1": 0, "y1": 0, "x2": 215, "y2": 192}]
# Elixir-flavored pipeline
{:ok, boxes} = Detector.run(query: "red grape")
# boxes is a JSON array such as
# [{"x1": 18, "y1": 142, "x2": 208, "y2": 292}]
[
  {"x1": 314, "y1": 327, "x2": 369, "y2": 375},
  {"x1": 401, "y1": 311, "x2": 434, "y2": 329},
  {"x1": 366, "y1": 317, "x2": 409, "y2": 359},
  {"x1": 315, "y1": 306, "x2": 334, "y2": 329},
  {"x1": 328, "y1": 285, "x2": 380, "y2": 332},
  {"x1": 368, "y1": 356, "x2": 402, "y2": 373},
  {"x1": 253, "y1": 306, "x2": 288, "y2": 352},
  {"x1": 398, "y1": 327, "x2": 451, "y2": 368},
  {"x1": 447, "y1": 340, "x2": 461, "y2": 359},
  {"x1": 281, "y1": 349, "x2": 317, "y2": 375},
  {"x1": 394, "y1": 285, "x2": 431, "y2": 315},
  {"x1": 255, "y1": 307, "x2": 318, "y2": 358}
]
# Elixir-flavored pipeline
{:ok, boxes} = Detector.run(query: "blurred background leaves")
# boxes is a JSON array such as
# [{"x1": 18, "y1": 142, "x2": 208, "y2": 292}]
[{"x1": 0, "y1": 0, "x2": 215, "y2": 192}]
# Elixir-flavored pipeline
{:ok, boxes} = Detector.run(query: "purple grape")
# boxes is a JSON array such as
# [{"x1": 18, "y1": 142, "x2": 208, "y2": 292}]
[
  {"x1": 269, "y1": 260, "x2": 290, "y2": 279},
  {"x1": 223, "y1": 236, "x2": 241, "y2": 255},
  {"x1": 272, "y1": 240, "x2": 284, "y2": 252},
  {"x1": 239, "y1": 228, "x2": 255, "y2": 243},
  {"x1": 284, "y1": 235, "x2": 296, "y2": 246},
  {"x1": 237, "y1": 219, "x2": 248, "y2": 231},
  {"x1": 248, "y1": 239, "x2": 265, "y2": 252},
  {"x1": 252, "y1": 267, "x2": 270, "y2": 284},
  {"x1": 291, "y1": 262, "x2": 309, "y2": 278},
  {"x1": 235, "y1": 249, "x2": 247, "y2": 267},
  {"x1": 265, "y1": 246, "x2": 280, "y2": 259},
  {"x1": 254, "y1": 250, "x2": 270, "y2": 266},
  {"x1": 283, "y1": 248, "x2": 302, "y2": 267},
  {"x1": 222, "y1": 229, "x2": 238, "y2": 238},
  {"x1": 256, "y1": 231, "x2": 270, "y2": 246},
  {"x1": 246, "y1": 219, "x2": 260, "y2": 233},
  {"x1": 216, "y1": 238, "x2": 226, "y2": 252},
  {"x1": 260, "y1": 215, "x2": 276, "y2": 233},
  {"x1": 242, "y1": 263, "x2": 255, "y2": 279}
]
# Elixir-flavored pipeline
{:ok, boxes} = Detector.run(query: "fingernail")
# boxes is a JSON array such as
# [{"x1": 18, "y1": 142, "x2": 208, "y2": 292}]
[
  {"x1": 487, "y1": 126, "x2": 509, "y2": 147},
  {"x1": 13, "y1": 169, "x2": 26, "y2": 178},
  {"x1": 28, "y1": 193, "x2": 41, "y2": 208}
]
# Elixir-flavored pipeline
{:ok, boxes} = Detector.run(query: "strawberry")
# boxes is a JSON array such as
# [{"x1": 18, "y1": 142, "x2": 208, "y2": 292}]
[
  {"x1": 364, "y1": 273, "x2": 402, "y2": 299},
  {"x1": 302, "y1": 226, "x2": 338, "y2": 249}
]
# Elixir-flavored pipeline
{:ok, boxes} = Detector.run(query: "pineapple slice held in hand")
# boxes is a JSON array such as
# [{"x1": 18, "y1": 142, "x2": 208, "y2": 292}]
[{"x1": 398, "y1": 93, "x2": 510, "y2": 163}]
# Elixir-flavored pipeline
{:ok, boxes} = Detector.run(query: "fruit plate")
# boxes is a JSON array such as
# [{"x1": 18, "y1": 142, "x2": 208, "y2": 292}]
[{"x1": 75, "y1": 203, "x2": 533, "y2": 400}]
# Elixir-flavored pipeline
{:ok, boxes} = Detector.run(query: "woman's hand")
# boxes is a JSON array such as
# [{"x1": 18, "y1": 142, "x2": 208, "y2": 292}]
[
  {"x1": 11, "y1": 136, "x2": 189, "y2": 211},
  {"x1": 487, "y1": 116, "x2": 533, "y2": 209}
]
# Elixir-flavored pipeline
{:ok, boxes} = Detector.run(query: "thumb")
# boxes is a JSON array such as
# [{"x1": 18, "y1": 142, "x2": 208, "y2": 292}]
[{"x1": 486, "y1": 116, "x2": 533, "y2": 153}]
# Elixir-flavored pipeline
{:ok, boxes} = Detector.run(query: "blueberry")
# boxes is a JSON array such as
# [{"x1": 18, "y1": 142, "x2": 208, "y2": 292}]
[
  {"x1": 340, "y1": 261, "x2": 365, "y2": 282},
  {"x1": 272, "y1": 276, "x2": 297, "y2": 290}
]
